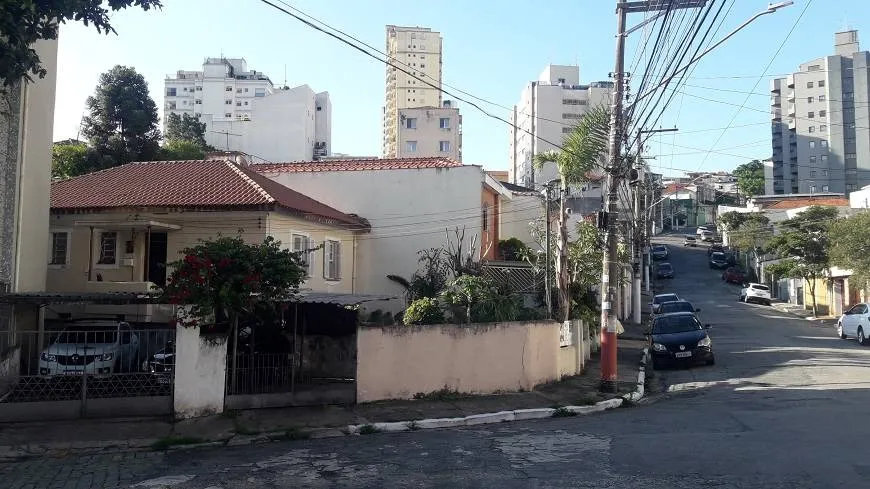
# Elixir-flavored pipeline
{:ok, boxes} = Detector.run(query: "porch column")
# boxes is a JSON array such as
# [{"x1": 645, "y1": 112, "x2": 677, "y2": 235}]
[
  {"x1": 87, "y1": 226, "x2": 95, "y2": 282},
  {"x1": 144, "y1": 225, "x2": 152, "y2": 283}
]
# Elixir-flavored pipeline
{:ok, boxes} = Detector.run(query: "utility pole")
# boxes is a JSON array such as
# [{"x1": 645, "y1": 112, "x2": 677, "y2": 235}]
[{"x1": 544, "y1": 183, "x2": 553, "y2": 319}]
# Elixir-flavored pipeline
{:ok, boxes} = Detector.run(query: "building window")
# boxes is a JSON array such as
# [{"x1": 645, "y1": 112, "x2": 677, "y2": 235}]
[
  {"x1": 810, "y1": 156, "x2": 816, "y2": 163},
  {"x1": 807, "y1": 96, "x2": 814, "y2": 103},
  {"x1": 404, "y1": 141, "x2": 417, "y2": 153},
  {"x1": 50, "y1": 232, "x2": 69, "y2": 266},
  {"x1": 810, "y1": 170, "x2": 817, "y2": 177},
  {"x1": 818, "y1": 80, "x2": 825, "y2": 87},
  {"x1": 405, "y1": 117, "x2": 417, "y2": 129},
  {"x1": 244, "y1": 101, "x2": 249, "y2": 106},
  {"x1": 819, "y1": 110, "x2": 826, "y2": 117},
  {"x1": 808, "y1": 126, "x2": 815, "y2": 133},
  {"x1": 439, "y1": 141, "x2": 451, "y2": 152},
  {"x1": 809, "y1": 141, "x2": 815, "y2": 149},
  {"x1": 823, "y1": 185, "x2": 829, "y2": 192},
  {"x1": 562, "y1": 113, "x2": 583, "y2": 119},
  {"x1": 166, "y1": 88, "x2": 177, "y2": 96},
  {"x1": 818, "y1": 95, "x2": 825, "y2": 101},
  {"x1": 254, "y1": 88, "x2": 266, "y2": 97},
  {"x1": 808, "y1": 64, "x2": 821, "y2": 71},
  {"x1": 822, "y1": 168, "x2": 828, "y2": 175},
  {"x1": 194, "y1": 112, "x2": 201, "y2": 117},
  {"x1": 810, "y1": 185, "x2": 816, "y2": 193},
  {"x1": 439, "y1": 117, "x2": 450, "y2": 129},
  {"x1": 236, "y1": 88, "x2": 242, "y2": 93},
  {"x1": 225, "y1": 86, "x2": 232, "y2": 92},
  {"x1": 806, "y1": 81, "x2": 814, "y2": 88},
  {"x1": 291, "y1": 234, "x2": 314, "y2": 276},
  {"x1": 808, "y1": 111, "x2": 814, "y2": 118},
  {"x1": 562, "y1": 127, "x2": 572, "y2": 133},
  {"x1": 844, "y1": 92, "x2": 854, "y2": 101},
  {"x1": 820, "y1": 125, "x2": 827, "y2": 132},
  {"x1": 224, "y1": 113, "x2": 232, "y2": 118},
  {"x1": 323, "y1": 240, "x2": 341, "y2": 280},
  {"x1": 195, "y1": 86, "x2": 202, "y2": 91},
  {"x1": 98, "y1": 232, "x2": 117, "y2": 265},
  {"x1": 195, "y1": 99, "x2": 202, "y2": 104},
  {"x1": 236, "y1": 102, "x2": 242, "y2": 107},
  {"x1": 820, "y1": 140, "x2": 828, "y2": 149},
  {"x1": 821, "y1": 155, "x2": 828, "y2": 163},
  {"x1": 481, "y1": 205, "x2": 488, "y2": 231}
]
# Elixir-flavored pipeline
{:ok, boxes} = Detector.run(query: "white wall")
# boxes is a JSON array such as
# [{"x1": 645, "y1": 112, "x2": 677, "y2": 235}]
[
  {"x1": 849, "y1": 185, "x2": 870, "y2": 208},
  {"x1": 396, "y1": 106, "x2": 461, "y2": 161},
  {"x1": 500, "y1": 193, "x2": 544, "y2": 249},
  {"x1": 173, "y1": 322, "x2": 228, "y2": 418},
  {"x1": 262, "y1": 166, "x2": 486, "y2": 303},
  {"x1": 314, "y1": 91, "x2": 332, "y2": 156}
]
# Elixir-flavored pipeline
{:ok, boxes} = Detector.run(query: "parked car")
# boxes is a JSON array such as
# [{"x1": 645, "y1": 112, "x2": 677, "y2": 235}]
[
  {"x1": 656, "y1": 262, "x2": 675, "y2": 279},
  {"x1": 142, "y1": 341, "x2": 175, "y2": 384},
  {"x1": 650, "y1": 293, "x2": 680, "y2": 314},
  {"x1": 683, "y1": 235, "x2": 698, "y2": 247},
  {"x1": 655, "y1": 300, "x2": 701, "y2": 317},
  {"x1": 38, "y1": 321, "x2": 139, "y2": 377},
  {"x1": 700, "y1": 231, "x2": 715, "y2": 242},
  {"x1": 647, "y1": 312, "x2": 714, "y2": 369},
  {"x1": 837, "y1": 303, "x2": 870, "y2": 345},
  {"x1": 707, "y1": 243, "x2": 725, "y2": 256},
  {"x1": 651, "y1": 245, "x2": 669, "y2": 261},
  {"x1": 739, "y1": 283, "x2": 772, "y2": 305},
  {"x1": 696, "y1": 226, "x2": 710, "y2": 236},
  {"x1": 722, "y1": 267, "x2": 746, "y2": 284},
  {"x1": 709, "y1": 252, "x2": 729, "y2": 269}
]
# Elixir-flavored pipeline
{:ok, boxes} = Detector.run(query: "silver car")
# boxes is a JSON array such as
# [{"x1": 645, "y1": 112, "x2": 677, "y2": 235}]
[{"x1": 39, "y1": 321, "x2": 139, "y2": 377}]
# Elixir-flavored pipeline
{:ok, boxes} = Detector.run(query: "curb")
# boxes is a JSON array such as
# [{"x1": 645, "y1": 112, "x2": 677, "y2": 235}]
[{"x1": 0, "y1": 347, "x2": 651, "y2": 460}]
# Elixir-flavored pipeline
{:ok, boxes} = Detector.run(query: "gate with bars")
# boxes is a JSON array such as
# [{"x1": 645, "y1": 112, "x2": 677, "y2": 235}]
[
  {"x1": 0, "y1": 325, "x2": 175, "y2": 422},
  {"x1": 481, "y1": 260, "x2": 545, "y2": 296}
]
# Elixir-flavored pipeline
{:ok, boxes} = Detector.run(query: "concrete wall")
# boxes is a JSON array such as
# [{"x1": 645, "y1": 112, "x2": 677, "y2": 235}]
[
  {"x1": 396, "y1": 106, "x2": 462, "y2": 161},
  {"x1": 356, "y1": 321, "x2": 560, "y2": 402},
  {"x1": 0, "y1": 346, "x2": 20, "y2": 399},
  {"x1": 173, "y1": 323, "x2": 228, "y2": 418},
  {"x1": 500, "y1": 193, "x2": 544, "y2": 249}
]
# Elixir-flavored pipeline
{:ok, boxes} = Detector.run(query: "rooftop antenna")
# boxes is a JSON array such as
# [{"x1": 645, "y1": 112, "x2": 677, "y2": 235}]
[{"x1": 284, "y1": 64, "x2": 287, "y2": 89}]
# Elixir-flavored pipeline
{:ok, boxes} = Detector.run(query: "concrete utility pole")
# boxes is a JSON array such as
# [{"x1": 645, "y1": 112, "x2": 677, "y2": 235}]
[{"x1": 544, "y1": 183, "x2": 553, "y2": 319}]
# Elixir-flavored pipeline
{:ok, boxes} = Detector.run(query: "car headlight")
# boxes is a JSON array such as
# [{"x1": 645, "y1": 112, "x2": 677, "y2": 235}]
[
  {"x1": 40, "y1": 352, "x2": 56, "y2": 362},
  {"x1": 100, "y1": 352, "x2": 114, "y2": 361},
  {"x1": 697, "y1": 336, "x2": 711, "y2": 347},
  {"x1": 652, "y1": 343, "x2": 667, "y2": 352}
]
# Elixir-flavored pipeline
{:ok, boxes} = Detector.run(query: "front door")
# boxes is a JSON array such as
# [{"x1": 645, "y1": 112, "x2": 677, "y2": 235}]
[{"x1": 147, "y1": 232, "x2": 168, "y2": 287}]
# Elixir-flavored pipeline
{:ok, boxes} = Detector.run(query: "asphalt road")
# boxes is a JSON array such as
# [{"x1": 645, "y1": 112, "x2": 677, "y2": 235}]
[{"x1": 3, "y1": 234, "x2": 870, "y2": 488}]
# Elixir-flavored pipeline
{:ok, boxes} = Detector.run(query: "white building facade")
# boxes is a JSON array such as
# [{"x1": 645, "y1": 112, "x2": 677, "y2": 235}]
[
  {"x1": 395, "y1": 102, "x2": 462, "y2": 161},
  {"x1": 164, "y1": 57, "x2": 332, "y2": 162},
  {"x1": 509, "y1": 65, "x2": 612, "y2": 188}
]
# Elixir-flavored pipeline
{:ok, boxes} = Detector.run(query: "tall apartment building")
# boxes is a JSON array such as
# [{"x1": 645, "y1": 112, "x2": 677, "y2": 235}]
[
  {"x1": 164, "y1": 57, "x2": 331, "y2": 162},
  {"x1": 383, "y1": 25, "x2": 462, "y2": 160},
  {"x1": 509, "y1": 65, "x2": 612, "y2": 188},
  {"x1": 771, "y1": 30, "x2": 870, "y2": 195}
]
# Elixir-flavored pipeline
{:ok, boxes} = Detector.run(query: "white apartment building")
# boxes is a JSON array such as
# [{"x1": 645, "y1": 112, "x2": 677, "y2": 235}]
[
  {"x1": 164, "y1": 57, "x2": 332, "y2": 162},
  {"x1": 771, "y1": 30, "x2": 870, "y2": 195},
  {"x1": 395, "y1": 101, "x2": 462, "y2": 161},
  {"x1": 509, "y1": 65, "x2": 613, "y2": 188},
  {"x1": 382, "y1": 25, "x2": 461, "y2": 159}
]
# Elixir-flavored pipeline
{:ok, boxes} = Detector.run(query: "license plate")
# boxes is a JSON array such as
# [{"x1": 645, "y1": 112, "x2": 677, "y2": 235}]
[
  {"x1": 63, "y1": 371, "x2": 83, "y2": 376},
  {"x1": 157, "y1": 376, "x2": 171, "y2": 385},
  {"x1": 675, "y1": 351, "x2": 692, "y2": 358}
]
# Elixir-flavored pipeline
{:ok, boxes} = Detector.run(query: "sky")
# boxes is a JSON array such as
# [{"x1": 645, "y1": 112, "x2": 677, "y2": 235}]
[{"x1": 52, "y1": 0, "x2": 870, "y2": 177}]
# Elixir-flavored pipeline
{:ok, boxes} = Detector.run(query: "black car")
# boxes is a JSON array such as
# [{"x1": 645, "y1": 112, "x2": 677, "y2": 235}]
[
  {"x1": 651, "y1": 245, "x2": 669, "y2": 261},
  {"x1": 709, "y1": 252, "x2": 729, "y2": 269},
  {"x1": 657, "y1": 262, "x2": 674, "y2": 279},
  {"x1": 707, "y1": 244, "x2": 725, "y2": 256},
  {"x1": 648, "y1": 312, "x2": 714, "y2": 369}
]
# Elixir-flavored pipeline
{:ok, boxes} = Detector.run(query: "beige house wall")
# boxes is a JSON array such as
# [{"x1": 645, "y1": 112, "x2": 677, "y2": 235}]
[
  {"x1": 356, "y1": 321, "x2": 560, "y2": 402},
  {"x1": 47, "y1": 209, "x2": 358, "y2": 295}
]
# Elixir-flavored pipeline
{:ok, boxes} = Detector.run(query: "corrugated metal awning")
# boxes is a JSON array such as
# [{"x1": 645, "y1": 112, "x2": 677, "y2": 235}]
[
  {"x1": 296, "y1": 292, "x2": 397, "y2": 306},
  {"x1": 0, "y1": 292, "x2": 158, "y2": 305}
]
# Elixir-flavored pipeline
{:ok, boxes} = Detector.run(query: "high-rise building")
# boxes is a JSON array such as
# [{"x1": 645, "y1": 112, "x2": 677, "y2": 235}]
[
  {"x1": 509, "y1": 65, "x2": 612, "y2": 188},
  {"x1": 770, "y1": 30, "x2": 870, "y2": 195},
  {"x1": 164, "y1": 57, "x2": 331, "y2": 162},
  {"x1": 383, "y1": 26, "x2": 461, "y2": 160}
]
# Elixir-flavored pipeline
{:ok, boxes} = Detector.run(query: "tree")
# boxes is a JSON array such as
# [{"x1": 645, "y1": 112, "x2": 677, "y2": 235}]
[
  {"x1": 567, "y1": 221, "x2": 604, "y2": 324},
  {"x1": 80, "y1": 65, "x2": 161, "y2": 170},
  {"x1": 766, "y1": 206, "x2": 840, "y2": 316},
  {"x1": 0, "y1": 1, "x2": 162, "y2": 84},
  {"x1": 160, "y1": 139, "x2": 206, "y2": 160},
  {"x1": 387, "y1": 248, "x2": 451, "y2": 302},
  {"x1": 733, "y1": 160, "x2": 765, "y2": 198},
  {"x1": 164, "y1": 113, "x2": 209, "y2": 149},
  {"x1": 830, "y1": 212, "x2": 870, "y2": 290},
  {"x1": 51, "y1": 142, "x2": 89, "y2": 180},
  {"x1": 533, "y1": 104, "x2": 611, "y2": 322}
]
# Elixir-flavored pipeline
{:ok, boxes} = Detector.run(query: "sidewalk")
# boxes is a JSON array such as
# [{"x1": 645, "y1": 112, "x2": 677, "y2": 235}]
[
  {"x1": 770, "y1": 300, "x2": 838, "y2": 326},
  {"x1": 0, "y1": 333, "x2": 646, "y2": 461}
]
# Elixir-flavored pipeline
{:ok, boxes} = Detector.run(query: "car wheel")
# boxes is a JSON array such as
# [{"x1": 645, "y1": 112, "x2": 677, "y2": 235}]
[
  {"x1": 837, "y1": 322, "x2": 847, "y2": 339},
  {"x1": 764, "y1": 300, "x2": 771, "y2": 306},
  {"x1": 858, "y1": 327, "x2": 867, "y2": 346}
]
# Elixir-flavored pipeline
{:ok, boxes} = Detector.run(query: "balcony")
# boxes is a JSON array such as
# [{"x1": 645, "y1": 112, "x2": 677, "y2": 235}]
[{"x1": 771, "y1": 96, "x2": 781, "y2": 106}]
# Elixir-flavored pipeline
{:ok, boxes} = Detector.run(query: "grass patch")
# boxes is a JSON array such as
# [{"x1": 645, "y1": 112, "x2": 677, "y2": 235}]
[
  {"x1": 551, "y1": 407, "x2": 577, "y2": 418},
  {"x1": 358, "y1": 424, "x2": 380, "y2": 435},
  {"x1": 413, "y1": 388, "x2": 465, "y2": 402},
  {"x1": 151, "y1": 436, "x2": 204, "y2": 451}
]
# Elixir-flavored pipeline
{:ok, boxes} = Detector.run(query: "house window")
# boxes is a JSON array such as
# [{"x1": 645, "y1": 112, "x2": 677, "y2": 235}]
[
  {"x1": 98, "y1": 232, "x2": 117, "y2": 265},
  {"x1": 405, "y1": 117, "x2": 417, "y2": 129},
  {"x1": 50, "y1": 232, "x2": 69, "y2": 266},
  {"x1": 405, "y1": 141, "x2": 417, "y2": 152},
  {"x1": 291, "y1": 234, "x2": 314, "y2": 276},
  {"x1": 254, "y1": 88, "x2": 266, "y2": 97},
  {"x1": 482, "y1": 204, "x2": 488, "y2": 231},
  {"x1": 439, "y1": 117, "x2": 450, "y2": 129},
  {"x1": 439, "y1": 141, "x2": 451, "y2": 152},
  {"x1": 324, "y1": 240, "x2": 341, "y2": 280}
]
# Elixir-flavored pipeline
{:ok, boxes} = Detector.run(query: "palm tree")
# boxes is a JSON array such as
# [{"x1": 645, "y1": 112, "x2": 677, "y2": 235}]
[{"x1": 533, "y1": 105, "x2": 611, "y2": 322}]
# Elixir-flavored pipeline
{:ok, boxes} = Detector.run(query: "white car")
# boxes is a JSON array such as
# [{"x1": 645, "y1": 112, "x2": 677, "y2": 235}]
[
  {"x1": 696, "y1": 226, "x2": 710, "y2": 236},
  {"x1": 837, "y1": 302, "x2": 869, "y2": 345},
  {"x1": 739, "y1": 283, "x2": 772, "y2": 306},
  {"x1": 39, "y1": 321, "x2": 139, "y2": 377}
]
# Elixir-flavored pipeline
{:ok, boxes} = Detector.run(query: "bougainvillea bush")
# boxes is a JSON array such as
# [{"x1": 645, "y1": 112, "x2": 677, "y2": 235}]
[{"x1": 161, "y1": 236, "x2": 306, "y2": 331}]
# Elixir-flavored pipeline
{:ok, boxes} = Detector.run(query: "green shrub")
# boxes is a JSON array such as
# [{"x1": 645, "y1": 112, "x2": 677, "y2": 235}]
[{"x1": 403, "y1": 297, "x2": 445, "y2": 325}]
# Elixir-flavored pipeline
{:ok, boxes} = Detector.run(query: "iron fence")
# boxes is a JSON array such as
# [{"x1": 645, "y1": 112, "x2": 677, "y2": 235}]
[{"x1": 226, "y1": 353, "x2": 294, "y2": 395}]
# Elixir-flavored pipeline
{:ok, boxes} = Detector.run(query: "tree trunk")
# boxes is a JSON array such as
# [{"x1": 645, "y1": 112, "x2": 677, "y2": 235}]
[
  {"x1": 556, "y1": 184, "x2": 571, "y2": 322},
  {"x1": 808, "y1": 277, "x2": 818, "y2": 317}
]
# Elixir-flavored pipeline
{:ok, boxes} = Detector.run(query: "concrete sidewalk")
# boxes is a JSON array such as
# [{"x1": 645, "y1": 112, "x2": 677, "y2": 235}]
[
  {"x1": 771, "y1": 300, "x2": 838, "y2": 326},
  {"x1": 0, "y1": 334, "x2": 646, "y2": 461}
]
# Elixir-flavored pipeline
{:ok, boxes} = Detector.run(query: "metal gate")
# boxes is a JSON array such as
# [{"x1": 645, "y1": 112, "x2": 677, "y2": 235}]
[{"x1": 0, "y1": 327, "x2": 175, "y2": 422}]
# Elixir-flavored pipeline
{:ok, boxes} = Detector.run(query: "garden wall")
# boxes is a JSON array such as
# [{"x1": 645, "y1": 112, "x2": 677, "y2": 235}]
[{"x1": 356, "y1": 321, "x2": 560, "y2": 402}]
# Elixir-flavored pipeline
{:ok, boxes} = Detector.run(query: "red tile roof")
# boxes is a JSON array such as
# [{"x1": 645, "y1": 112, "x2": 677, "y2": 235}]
[
  {"x1": 50, "y1": 160, "x2": 368, "y2": 229},
  {"x1": 763, "y1": 197, "x2": 850, "y2": 210},
  {"x1": 253, "y1": 157, "x2": 463, "y2": 173}
]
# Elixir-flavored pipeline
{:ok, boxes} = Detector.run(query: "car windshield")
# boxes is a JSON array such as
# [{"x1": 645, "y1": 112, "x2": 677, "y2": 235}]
[
  {"x1": 658, "y1": 301, "x2": 695, "y2": 314},
  {"x1": 752, "y1": 284, "x2": 770, "y2": 291},
  {"x1": 653, "y1": 246, "x2": 666, "y2": 252},
  {"x1": 711, "y1": 252, "x2": 726, "y2": 260},
  {"x1": 653, "y1": 315, "x2": 703, "y2": 335},
  {"x1": 659, "y1": 264, "x2": 673, "y2": 270},
  {"x1": 654, "y1": 294, "x2": 679, "y2": 304},
  {"x1": 53, "y1": 327, "x2": 118, "y2": 345}
]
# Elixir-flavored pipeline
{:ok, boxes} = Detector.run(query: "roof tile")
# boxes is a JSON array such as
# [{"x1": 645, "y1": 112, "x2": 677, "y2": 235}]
[
  {"x1": 253, "y1": 157, "x2": 462, "y2": 173},
  {"x1": 50, "y1": 160, "x2": 367, "y2": 228},
  {"x1": 763, "y1": 197, "x2": 850, "y2": 210}
]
